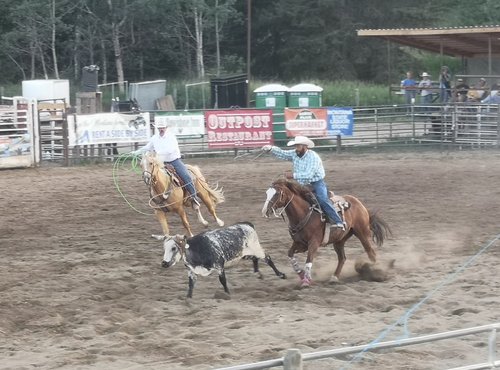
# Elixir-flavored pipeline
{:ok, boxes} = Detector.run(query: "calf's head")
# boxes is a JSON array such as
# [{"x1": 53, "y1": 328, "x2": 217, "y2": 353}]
[{"x1": 152, "y1": 234, "x2": 187, "y2": 268}]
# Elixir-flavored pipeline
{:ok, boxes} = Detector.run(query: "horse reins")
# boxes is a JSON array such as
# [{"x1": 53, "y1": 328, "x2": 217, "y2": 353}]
[
  {"x1": 288, "y1": 206, "x2": 314, "y2": 236},
  {"x1": 270, "y1": 186, "x2": 317, "y2": 237},
  {"x1": 269, "y1": 189, "x2": 294, "y2": 218}
]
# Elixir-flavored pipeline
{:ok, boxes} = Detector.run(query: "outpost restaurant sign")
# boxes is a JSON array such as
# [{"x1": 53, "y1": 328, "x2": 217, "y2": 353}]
[{"x1": 205, "y1": 109, "x2": 274, "y2": 149}]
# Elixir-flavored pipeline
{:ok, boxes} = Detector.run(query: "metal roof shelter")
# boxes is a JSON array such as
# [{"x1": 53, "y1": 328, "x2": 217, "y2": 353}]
[{"x1": 357, "y1": 25, "x2": 500, "y2": 74}]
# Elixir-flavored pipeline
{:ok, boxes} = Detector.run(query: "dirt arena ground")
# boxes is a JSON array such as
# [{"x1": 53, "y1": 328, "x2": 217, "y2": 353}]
[{"x1": 1, "y1": 150, "x2": 500, "y2": 370}]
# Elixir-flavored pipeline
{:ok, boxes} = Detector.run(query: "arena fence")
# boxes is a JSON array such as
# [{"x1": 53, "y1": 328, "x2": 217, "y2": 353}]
[
  {"x1": 215, "y1": 323, "x2": 500, "y2": 370},
  {"x1": 61, "y1": 102, "x2": 500, "y2": 166},
  {"x1": 2, "y1": 100, "x2": 500, "y2": 168}
]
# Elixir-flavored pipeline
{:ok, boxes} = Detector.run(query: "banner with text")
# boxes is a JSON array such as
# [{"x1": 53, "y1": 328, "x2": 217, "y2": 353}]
[
  {"x1": 69, "y1": 112, "x2": 150, "y2": 146},
  {"x1": 284, "y1": 108, "x2": 327, "y2": 137},
  {"x1": 154, "y1": 112, "x2": 205, "y2": 138},
  {"x1": 205, "y1": 109, "x2": 273, "y2": 149},
  {"x1": 327, "y1": 107, "x2": 354, "y2": 136}
]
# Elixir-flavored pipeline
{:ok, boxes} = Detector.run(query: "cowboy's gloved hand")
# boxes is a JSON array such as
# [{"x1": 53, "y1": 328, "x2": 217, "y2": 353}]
[{"x1": 262, "y1": 145, "x2": 272, "y2": 152}]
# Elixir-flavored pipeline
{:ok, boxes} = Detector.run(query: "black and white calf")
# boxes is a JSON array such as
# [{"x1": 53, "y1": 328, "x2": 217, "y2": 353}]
[{"x1": 153, "y1": 222, "x2": 286, "y2": 298}]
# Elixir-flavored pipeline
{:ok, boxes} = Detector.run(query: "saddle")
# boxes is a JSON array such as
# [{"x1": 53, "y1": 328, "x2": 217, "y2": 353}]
[
  {"x1": 305, "y1": 189, "x2": 350, "y2": 222},
  {"x1": 164, "y1": 163, "x2": 183, "y2": 188}
]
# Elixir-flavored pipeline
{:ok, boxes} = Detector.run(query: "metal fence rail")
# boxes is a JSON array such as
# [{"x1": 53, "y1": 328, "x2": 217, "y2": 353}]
[
  {"x1": 37, "y1": 102, "x2": 500, "y2": 165},
  {"x1": 216, "y1": 323, "x2": 500, "y2": 370}
]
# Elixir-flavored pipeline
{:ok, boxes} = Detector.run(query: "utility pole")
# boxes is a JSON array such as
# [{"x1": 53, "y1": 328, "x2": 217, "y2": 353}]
[{"x1": 246, "y1": 0, "x2": 252, "y2": 107}]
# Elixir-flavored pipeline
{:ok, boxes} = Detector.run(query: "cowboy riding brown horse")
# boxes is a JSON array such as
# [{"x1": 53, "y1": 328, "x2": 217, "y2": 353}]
[{"x1": 262, "y1": 179, "x2": 391, "y2": 287}]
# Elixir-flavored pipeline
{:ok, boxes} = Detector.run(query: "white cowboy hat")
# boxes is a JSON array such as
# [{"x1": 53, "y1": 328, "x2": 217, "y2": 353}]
[
  {"x1": 155, "y1": 121, "x2": 169, "y2": 128},
  {"x1": 287, "y1": 135, "x2": 315, "y2": 148},
  {"x1": 421, "y1": 72, "x2": 430, "y2": 77}
]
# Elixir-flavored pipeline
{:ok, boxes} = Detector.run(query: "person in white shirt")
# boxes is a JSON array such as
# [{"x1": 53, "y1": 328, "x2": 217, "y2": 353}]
[
  {"x1": 133, "y1": 122, "x2": 200, "y2": 209},
  {"x1": 418, "y1": 72, "x2": 433, "y2": 104}
]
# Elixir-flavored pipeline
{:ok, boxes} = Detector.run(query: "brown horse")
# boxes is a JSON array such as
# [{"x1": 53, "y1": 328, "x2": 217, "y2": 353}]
[
  {"x1": 261, "y1": 178, "x2": 391, "y2": 287},
  {"x1": 141, "y1": 152, "x2": 224, "y2": 236}
]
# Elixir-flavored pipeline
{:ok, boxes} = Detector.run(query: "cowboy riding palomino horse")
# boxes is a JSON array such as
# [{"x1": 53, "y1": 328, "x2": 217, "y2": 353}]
[
  {"x1": 262, "y1": 179, "x2": 391, "y2": 288},
  {"x1": 141, "y1": 152, "x2": 224, "y2": 236}
]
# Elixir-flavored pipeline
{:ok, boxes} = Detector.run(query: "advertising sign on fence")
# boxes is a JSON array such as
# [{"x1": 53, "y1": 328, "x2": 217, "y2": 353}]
[
  {"x1": 284, "y1": 108, "x2": 327, "y2": 137},
  {"x1": 327, "y1": 107, "x2": 354, "y2": 136},
  {"x1": 205, "y1": 109, "x2": 273, "y2": 149},
  {"x1": 69, "y1": 112, "x2": 150, "y2": 146},
  {"x1": 154, "y1": 112, "x2": 205, "y2": 138}
]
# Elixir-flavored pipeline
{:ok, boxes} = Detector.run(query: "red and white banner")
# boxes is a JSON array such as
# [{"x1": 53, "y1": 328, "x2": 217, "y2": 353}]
[
  {"x1": 284, "y1": 108, "x2": 327, "y2": 137},
  {"x1": 205, "y1": 109, "x2": 273, "y2": 149}
]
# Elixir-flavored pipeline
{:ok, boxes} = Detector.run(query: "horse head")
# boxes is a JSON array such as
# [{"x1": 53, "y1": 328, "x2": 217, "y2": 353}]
[
  {"x1": 261, "y1": 179, "x2": 295, "y2": 218},
  {"x1": 141, "y1": 152, "x2": 174, "y2": 195},
  {"x1": 140, "y1": 152, "x2": 156, "y2": 185}
]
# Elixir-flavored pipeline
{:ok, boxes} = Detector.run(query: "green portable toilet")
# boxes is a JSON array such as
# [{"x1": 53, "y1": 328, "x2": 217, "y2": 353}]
[
  {"x1": 254, "y1": 84, "x2": 289, "y2": 108},
  {"x1": 253, "y1": 84, "x2": 289, "y2": 146},
  {"x1": 288, "y1": 83, "x2": 323, "y2": 108}
]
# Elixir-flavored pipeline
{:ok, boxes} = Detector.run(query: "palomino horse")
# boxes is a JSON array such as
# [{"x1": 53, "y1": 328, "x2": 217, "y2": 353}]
[
  {"x1": 261, "y1": 179, "x2": 391, "y2": 287},
  {"x1": 141, "y1": 152, "x2": 224, "y2": 236}
]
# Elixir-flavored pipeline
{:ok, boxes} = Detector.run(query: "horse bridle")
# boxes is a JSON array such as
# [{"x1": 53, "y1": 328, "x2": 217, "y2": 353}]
[
  {"x1": 270, "y1": 185, "x2": 315, "y2": 237},
  {"x1": 268, "y1": 187, "x2": 295, "y2": 218}
]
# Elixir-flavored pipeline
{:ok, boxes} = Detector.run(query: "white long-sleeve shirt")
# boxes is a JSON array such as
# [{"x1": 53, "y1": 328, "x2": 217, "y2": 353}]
[{"x1": 138, "y1": 130, "x2": 181, "y2": 162}]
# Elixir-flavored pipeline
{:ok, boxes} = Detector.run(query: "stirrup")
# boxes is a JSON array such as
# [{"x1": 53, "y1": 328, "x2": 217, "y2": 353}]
[
  {"x1": 330, "y1": 222, "x2": 345, "y2": 231},
  {"x1": 192, "y1": 197, "x2": 201, "y2": 210}
]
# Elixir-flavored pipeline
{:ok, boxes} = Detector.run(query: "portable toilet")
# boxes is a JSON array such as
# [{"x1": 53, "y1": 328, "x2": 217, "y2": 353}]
[
  {"x1": 288, "y1": 83, "x2": 323, "y2": 108},
  {"x1": 254, "y1": 84, "x2": 289, "y2": 109},
  {"x1": 254, "y1": 84, "x2": 289, "y2": 145}
]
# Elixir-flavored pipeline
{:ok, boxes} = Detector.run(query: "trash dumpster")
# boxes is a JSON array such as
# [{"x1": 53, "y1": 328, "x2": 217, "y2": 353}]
[
  {"x1": 254, "y1": 84, "x2": 289, "y2": 145},
  {"x1": 288, "y1": 83, "x2": 323, "y2": 108}
]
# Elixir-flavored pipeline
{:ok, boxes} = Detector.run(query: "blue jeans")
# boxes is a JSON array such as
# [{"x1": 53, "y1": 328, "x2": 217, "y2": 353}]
[
  {"x1": 310, "y1": 179, "x2": 343, "y2": 224},
  {"x1": 166, "y1": 158, "x2": 199, "y2": 201}
]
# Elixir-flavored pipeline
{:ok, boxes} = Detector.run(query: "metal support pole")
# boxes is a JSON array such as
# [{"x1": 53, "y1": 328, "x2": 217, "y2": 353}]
[
  {"x1": 246, "y1": 0, "x2": 252, "y2": 108},
  {"x1": 283, "y1": 349, "x2": 303, "y2": 370},
  {"x1": 488, "y1": 328, "x2": 497, "y2": 366}
]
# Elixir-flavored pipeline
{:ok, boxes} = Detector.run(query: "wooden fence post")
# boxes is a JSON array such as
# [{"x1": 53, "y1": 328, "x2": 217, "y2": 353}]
[{"x1": 283, "y1": 348, "x2": 303, "y2": 370}]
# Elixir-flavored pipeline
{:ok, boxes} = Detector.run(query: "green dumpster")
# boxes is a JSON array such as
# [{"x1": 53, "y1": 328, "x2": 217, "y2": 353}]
[
  {"x1": 253, "y1": 84, "x2": 289, "y2": 146},
  {"x1": 288, "y1": 83, "x2": 323, "y2": 108}
]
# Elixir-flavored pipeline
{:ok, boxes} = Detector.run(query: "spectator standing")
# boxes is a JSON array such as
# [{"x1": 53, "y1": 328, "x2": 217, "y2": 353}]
[
  {"x1": 418, "y1": 72, "x2": 433, "y2": 104},
  {"x1": 439, "y1": 66, "x2": 452, "y2": 103},
  {"x1": 400, "y1": 71, "x2": 417, "y2": 105},
  {"x1": 454, "y1": 78, "x2": 470, "y2": 102}
]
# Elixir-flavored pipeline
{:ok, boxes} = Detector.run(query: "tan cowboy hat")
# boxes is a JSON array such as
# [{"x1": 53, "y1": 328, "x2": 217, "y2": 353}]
[{"x1": 287, "y1": 135, "x2": 315, "y2": 148}]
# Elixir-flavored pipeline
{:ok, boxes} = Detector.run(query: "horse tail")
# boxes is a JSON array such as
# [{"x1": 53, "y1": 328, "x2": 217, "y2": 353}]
[
  {"x1": 188, "y1": 165, "x2": 225, "y2": 204},
  {"x1": 369, "y1": 210, "x2": 392, "y2": 247}
]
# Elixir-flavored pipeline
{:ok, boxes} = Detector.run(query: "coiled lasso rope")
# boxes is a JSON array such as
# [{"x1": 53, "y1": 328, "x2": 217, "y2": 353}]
[{"x1": 112, "y1": 152, "x2": 153, "y2": 216}]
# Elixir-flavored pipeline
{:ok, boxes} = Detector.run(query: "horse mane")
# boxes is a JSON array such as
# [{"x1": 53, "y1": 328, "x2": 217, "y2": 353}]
[{"x1": 273, "y1": 178, "x2": 313, "y2": 200}]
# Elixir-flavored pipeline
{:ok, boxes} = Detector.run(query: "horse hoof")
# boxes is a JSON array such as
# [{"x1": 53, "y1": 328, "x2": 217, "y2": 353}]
[
  {"x1": 300, "y1": 279, "x2": 312, "y2": 288},
  {"x1": 330, "y1": 275, "x2": 340, "y2": 284}
]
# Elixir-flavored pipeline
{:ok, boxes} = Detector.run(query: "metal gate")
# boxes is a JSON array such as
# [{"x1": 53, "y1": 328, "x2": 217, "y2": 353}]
[{"x1": 0, "y1": 97, "x2": 39, "y2": 169}]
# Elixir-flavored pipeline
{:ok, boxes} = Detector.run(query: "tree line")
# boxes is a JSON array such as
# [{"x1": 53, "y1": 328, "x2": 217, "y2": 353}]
[{"x1": 0, "y1": 0, "x2": 498, "y2": 88}]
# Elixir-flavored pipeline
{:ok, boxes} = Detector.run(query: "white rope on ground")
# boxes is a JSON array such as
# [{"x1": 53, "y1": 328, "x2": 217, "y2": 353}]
[{"x1": 341, "y1": 233, "x2": 500, "y2": 370}]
